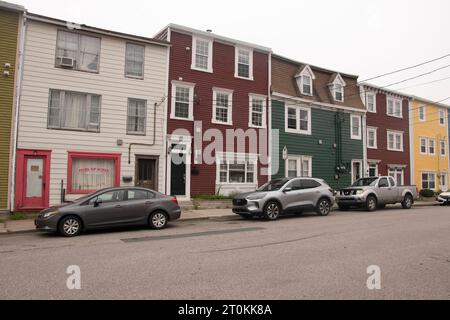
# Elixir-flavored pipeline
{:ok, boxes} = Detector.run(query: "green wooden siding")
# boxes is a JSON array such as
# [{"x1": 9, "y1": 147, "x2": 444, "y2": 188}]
[
  {"x1": 0, "y1": 10, "x2": 19, "y2": 209},
  {"x1": 271, "y1": 99, "x2": 364, "y2": 189}
]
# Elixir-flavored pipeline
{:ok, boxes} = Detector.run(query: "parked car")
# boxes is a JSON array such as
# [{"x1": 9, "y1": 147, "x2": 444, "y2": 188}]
[
  {"x1": 35, "y1": 187, "x2": 181, "y2": 237},
  {"x1": 437, "y1": 191, "x2": 450, "y2": 206},
  {"x1": 335, "y1": 176, "x2": 418, "y2": 211},
  {"x1": 232, "y1": 177, "x2": 335, "y2": 220}
]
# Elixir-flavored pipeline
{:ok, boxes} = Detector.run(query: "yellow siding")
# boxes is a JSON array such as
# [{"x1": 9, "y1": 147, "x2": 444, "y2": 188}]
[
  {"x1": 411, "y1": 99, "x2": 449, "y2": 191},
  {"x1": 0, "y1": 10, "x2": 19, "y2": 209}
]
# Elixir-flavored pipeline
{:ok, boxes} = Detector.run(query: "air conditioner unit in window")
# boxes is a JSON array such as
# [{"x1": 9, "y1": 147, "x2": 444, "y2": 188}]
[{"x1": 57, "y1": 56, "x2": 75, "y2": 68}]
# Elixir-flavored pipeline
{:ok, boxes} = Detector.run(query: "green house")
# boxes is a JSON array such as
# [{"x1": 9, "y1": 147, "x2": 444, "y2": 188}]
[{"x1": 270, "y1": 55, "x2": 366, "y2": 189}]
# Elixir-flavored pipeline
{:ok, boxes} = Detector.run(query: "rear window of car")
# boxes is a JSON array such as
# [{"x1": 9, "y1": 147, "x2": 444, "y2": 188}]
[
  {"x1": 127, "y1": 189, "x2": 154, "y2": 200},
  {"x1": 301, "y1": 179, "x2": 321, "y2": 189}
]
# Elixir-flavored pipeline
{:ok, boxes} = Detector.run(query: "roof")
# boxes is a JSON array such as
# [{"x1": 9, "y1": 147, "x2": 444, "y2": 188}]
[
  {"x1": 411, "y1": 95, "x2": 450, "y2": 109},
  {"x1": 271, "y1": 55, "x2": 365, "y2": 110},
  {"x1": 26, "y1": 12, "x2": 170, "y2": 47},
  {"x1": 157, "y1": 23, "x2": 272, "y2": 53},
  {"x1": 0, "y1": 0, "x2": 25, "y2": 12},
  {"x1": 360, "y1": 82, "x2": 413, "y2": 100}
]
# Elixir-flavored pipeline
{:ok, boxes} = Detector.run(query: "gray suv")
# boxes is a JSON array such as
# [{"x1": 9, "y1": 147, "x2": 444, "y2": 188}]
[{"x1": 232, "y1": 177, "x2": 335, "y2": 220}]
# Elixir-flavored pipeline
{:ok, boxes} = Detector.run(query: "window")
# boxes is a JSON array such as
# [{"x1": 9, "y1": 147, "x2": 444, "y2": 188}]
[
  {"x1": 171, "y1": 81, "x2": 195, "y2": 120},
  {"x1": 422, "y1": 172, "x2": 436, "y2": 190},
  {"x1": 419, "y1": 105, "x2": 426, "y2": 121},
  {"x1": 67, "y1": 152, "x2": 121, "y2": 194},
  {"x1": 301, "y1": 179, "x2": 321, "y2": 189},
  {"x1": 388, "y1": 168, "x2": 404, "y2": 186},
  {"x1": 48, "y1": 89, "x2": 101, "y2": 132},
  {"x1": 302, "y1": 75, "x2": 312, "y2": 95},
  {"x1": 441, "y1": 141, "x2": 447, "y2": 156},
  {"x1": 88, "y1": 190, "x2": 126, "y2": 205},
  {"x1": 235, "y1": 47, "x2": 253, "y2": 79},
  {"x1": 125, "y1": 43, "x2": 144, "y2": 78},
  {"x1": 217, "y1": 154, "x2": 257, "y2": 184},
  {"x1": 367, "y1": 93, "x2": 376, "y2": 112},
  {"x1": 212, "y1": 89, "x2": 233, "y2": 125},
  {"x1": 420, "y1": 137, "x2": 427, "y2": 154},
  {"x1": 192, "y1": 37, "x2": 212, "y2": 72},
  {"x1": 285, "y1": 155, "x2": 312, "y2": 178},
  {"x1": 334, "y1": 84, "x2": 343, "y2": 102},
  {"x1": 127, "y1": 189, "x2": 153, "y2": 200},
  {"x1": 127, "y1": 98, "x2": 146, "y2": 135},
  {"x1": 439, "y1": 110, "x2": 446, "y2": 126},
  {"x1": 379, "y1": 178, "x2": 389, "y2": 188},
  {"x1": 56, "y1": 30, "x2": 100, "y2": 72},
  {"x1": 249, "y1": 95, "x2": 266, "y2": 128},
  {"x1": 387, "y1": 98, "x2": 402, "y2": 118},
  {"x1": 387, "y1": 131, "x2": 403, "y2": 151},
  {"x1": 429, "y1": 139, "x2": 435, "y2": 155},
  {"x1": 351, "y1": 115, "x2": 361, "y2": 140},
  {"x1": 368, "y1": 163, "x2": 378, "y2": 177},
  {"x1": 367, "y1": 127, "x2": 377, "y2": 149},
  {"x1": 285, "y1": 105, "x2": 311, "y2": 134}
]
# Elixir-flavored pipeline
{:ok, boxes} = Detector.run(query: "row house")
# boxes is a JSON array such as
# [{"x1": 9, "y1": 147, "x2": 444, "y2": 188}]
[
  {"x1": 410, "y1": 97, "x2": 449, "y2": 191},
  {"x1": 14, "y1": 13, "x2": 170, "y2": 210},
  {"x1": 270, "y1": 55, "x2": 366, "y2": 189},
  {"x1": 155, "y1": 24, "x2": 271, "y2": 198},
  {"x1": 0, "y1": 2, "x2": 25, "y2": 211},
  {"x1": 360, "y1": 84, "x2": 412, "y2": 185}
]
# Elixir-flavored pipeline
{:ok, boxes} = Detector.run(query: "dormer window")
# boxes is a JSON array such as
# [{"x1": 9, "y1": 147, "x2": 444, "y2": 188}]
[
  {"x1": 329, "y1": 73, "x2": 346, "y2": 102},
  {"x1": 295, "y1": 65, "x2": 315, "y2": 96},
  {"x1": 335, "y1": 84, "x2": 343, "y2": 101}
]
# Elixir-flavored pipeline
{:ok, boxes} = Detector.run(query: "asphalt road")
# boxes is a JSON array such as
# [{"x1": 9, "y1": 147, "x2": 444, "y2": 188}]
[{"x1": 0, "y1": 205, "x2": 449, "y2": 299}]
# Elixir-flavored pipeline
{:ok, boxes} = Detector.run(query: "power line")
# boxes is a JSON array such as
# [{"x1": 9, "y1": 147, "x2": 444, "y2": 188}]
[{"x1": 392, "y1": 76, "x2": 450, "y2": 91}]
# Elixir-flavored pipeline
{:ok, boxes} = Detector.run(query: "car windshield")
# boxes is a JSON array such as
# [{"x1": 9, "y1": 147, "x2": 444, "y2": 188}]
[
  {"x1": 257, "y1": 178, "x2": 290, "y2": 191},
  {"x1": 351, "y1": 178, "x2": 378, "y2": 187}
]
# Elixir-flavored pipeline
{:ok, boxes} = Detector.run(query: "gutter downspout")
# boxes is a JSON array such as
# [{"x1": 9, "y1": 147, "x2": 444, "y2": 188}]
[
  {"x1": 10, "y1": 12, "x2": 27, "y2": 212},
  {"x1": 267, "y1": 51, "x2": 272, "y2": 178},
  {"x1": 409, "y1": 99, "x2": 415, "y2": 185}
]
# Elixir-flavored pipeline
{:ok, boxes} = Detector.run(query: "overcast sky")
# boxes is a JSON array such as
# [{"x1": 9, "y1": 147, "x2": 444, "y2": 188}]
[{"x1": 9, "y1": 0, "x2": 450, "y2": 102}]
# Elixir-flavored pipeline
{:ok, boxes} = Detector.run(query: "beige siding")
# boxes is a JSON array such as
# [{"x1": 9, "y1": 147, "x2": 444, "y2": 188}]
[{"x1": 17, "y1": 20, "x2": 169, "y2": 206}]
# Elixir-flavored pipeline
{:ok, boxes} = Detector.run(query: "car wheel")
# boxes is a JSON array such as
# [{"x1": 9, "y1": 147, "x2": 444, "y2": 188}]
[
  {"x1": 366, "y1": 195, "x2": 377, "y2": 212},
  {"x1": 263, "y1": 201, "x2": 281, "y2": 221},
  {"x1": 401, "y1": 194, "x2": 413, "y2": 209},
  {"x1": 316, "y1": 198, "x2": 331, "y2": 216},
  {"x1": 149, "y1": 211, "x2": 168, "y2": 230},
  {"x1": 338, "y1": 205, "x2": 349, "y2": 211},
  {"x1": 59, "y1": 216, "x2": 82, "y2": 237}
]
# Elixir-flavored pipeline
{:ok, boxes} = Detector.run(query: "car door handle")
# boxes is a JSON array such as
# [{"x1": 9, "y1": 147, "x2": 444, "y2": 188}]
[{"x1": 145, "y1": 201, "x2": 153, "y2": 205}]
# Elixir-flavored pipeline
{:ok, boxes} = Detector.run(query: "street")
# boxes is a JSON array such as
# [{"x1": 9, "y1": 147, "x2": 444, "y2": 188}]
[{"x1": 0, "y1": 205, "x2": 449, "y2": 299}]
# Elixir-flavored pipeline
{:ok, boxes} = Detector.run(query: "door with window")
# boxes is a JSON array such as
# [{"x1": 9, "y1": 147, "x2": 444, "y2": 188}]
[
  {"x1": 352, "y1": 161, "x2": 362, "y2": 183},
  {"x1": 136, "y1": 156, "x2": 158, "y2": 191},
  {"x1": 439, "y1": 173, "x2": 448, "y2": 191},
  {"x1": 170, "y1": 144, "x2": 187, "y2": 196}
]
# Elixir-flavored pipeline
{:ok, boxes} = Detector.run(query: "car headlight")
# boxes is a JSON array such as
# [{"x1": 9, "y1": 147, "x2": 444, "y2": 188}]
[
  {"x1": 356, "y1": 190, "x2": 364, "y2": 195},
  {"x1": 43, "y1": 210, "x2": 59, "y2": 218}
]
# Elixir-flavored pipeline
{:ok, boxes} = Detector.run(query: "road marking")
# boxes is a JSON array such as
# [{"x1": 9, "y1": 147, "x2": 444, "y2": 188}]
[{"x1": 121, "y1": 227, "x2": 265, "y2": 243}]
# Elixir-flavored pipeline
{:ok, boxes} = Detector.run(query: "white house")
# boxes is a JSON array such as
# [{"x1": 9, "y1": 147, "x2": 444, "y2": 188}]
[{"x1": 14, "y1": 13, "x2": 170, "y2": 210}]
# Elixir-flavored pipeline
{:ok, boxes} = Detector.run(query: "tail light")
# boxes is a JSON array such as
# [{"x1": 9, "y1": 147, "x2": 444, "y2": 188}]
[{"x1": 170, "y1": 196, "x2": 178, "y2": 205}]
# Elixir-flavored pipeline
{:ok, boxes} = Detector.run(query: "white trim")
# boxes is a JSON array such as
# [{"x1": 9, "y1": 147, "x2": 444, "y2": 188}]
[
  {"x1": 440, "y1": 140, "x2": 447, "y2": 157},
  {"x1": 248, "y1": 94, "x2": 267, "y2": 128},
  {"x1": 170, "y1": 80, "x2": 195, "y2": 121},
  {"x1": 367, "y1": 127, "x2": 378, "y2": 149},
  {"x1": 409, "y1": 100, "x2": 415, "y2": 185},
  {"x1": 212, "y1": 88, "x2": 233, "y2": 125},
  {"x1": 330, "y1": 74, "x2": 346, "y2": 102},
  {"x1": 419, "y1": 137, "x2": 428, "y2": 155},
  {"x1": 285, "y1": 155, "x2": 312, "y2": 178},
  {"x1": 295, "y1": 65, "x2": 316, "y2": 96},
  {"x1": 366, "y1": 92, "x2": 376, "y2": 113},
  {"x1": 166, "y1": 135, "x2": 192, "y2": 199},
  {"x1": 234, "y1": 46, "x2": 254, "y2": 80},
  {"x1": 439, "y1": 109, "x2": 446, "y2": 126},
  {"x1": 368, "y1": 162, "x2": 379, "y2": 177},
  {"x1": 350, "y1": 115, "x2": 362, "y2": 140},
  {"x1": 191, "y1": 35, "x2": 213, "y2": 73},
  {"x1": 351, "y1": 160, "x2": 363, "y2": 183},
  {"x1": 215, "y1": 152, "x2": 258, "y2": 186},
  {"x1": 418, "y1": 105, "x2": 426, "y2": 122},
  {"x1": 386, "y1": 130, "x2": 404, "y2": 152},
  {"x1": 439, "y1": 172, "x2": 448, "y2": 192},
  {"x1": 388, "y1": 167, "x2": 404, "y2": 186},
  {"x1": 285, "y1": 104, "x2": 312, "y2": 135},
  {"x1": 421, "y1": 171, "x2": 437, "y2": 191},
  {"x1": 386, "y1": 97, "x2": 403, "y2": 118},
  {"x1": 428, "y1": 138, "x2": 436, "y2": 155}
]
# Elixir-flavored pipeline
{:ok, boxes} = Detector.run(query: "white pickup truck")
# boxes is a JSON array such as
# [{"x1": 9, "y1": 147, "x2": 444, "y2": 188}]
[{"x1": 336, "y1": 176, "x2": 419, "y2": 211}]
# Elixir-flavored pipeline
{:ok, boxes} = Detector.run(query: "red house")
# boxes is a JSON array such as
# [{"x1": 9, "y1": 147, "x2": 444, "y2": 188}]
[
  {"x1": 156, "y1": 24, "x2": 271, "y2": 199},
  {"x1": 360, "y1": 83, "x2": 412, "y2": 185}
]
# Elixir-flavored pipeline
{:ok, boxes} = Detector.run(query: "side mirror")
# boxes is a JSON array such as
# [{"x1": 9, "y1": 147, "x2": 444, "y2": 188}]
[
  {"x1": 283, "y1": 187, "x2": 293, "y2": 193},
  {"x1": 94, "y1": 198, "x2": 103, "y2": 207}
]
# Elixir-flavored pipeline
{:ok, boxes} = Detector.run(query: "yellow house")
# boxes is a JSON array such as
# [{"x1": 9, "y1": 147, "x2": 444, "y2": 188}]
[{"x1": 411, "y1": 97, "x2": 450, "y2": 192}]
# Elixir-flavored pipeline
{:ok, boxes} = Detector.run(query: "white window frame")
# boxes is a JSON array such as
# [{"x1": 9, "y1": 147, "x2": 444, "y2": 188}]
[
  {"x1": 388, "y1": 168, "x2": 404, "y2": 186},
  {"x1": 419, "y1": 137, "x2": 428, "y2": 155},
  {"x1": 439, "y1": 109, "x2": 446, "y2": 126},
  {"x1": 191, "y1": 36, "x2": 213, "y2": 73},
  {"x1": 234, "y1": 47, "x2": 253, "y2": 80},
  {"x1": 125, "y1": 43, "x2": 145, "y2": 79},
  {"x1": 418, "y1": 105, "x2": 426, "y2": 121},
  {"x1": 440, "y1": 140, "x2": 447, "y2": 156},
  {"x1": 248, "y1": 94, "x2": 266, "y2": 128},
  {"x1": 350, "y1": 115, "x2": 362, "y2": 140},
  {"x1": 368, "y1": 162, "x2": 379, "y2": 177},
  {"x1": 387, "y1": 130, "x2": 403, "y2": 152},
  {"x1": 366, "y1": 92, "x2": 376, "y2": 113},
  {"x1": 429, "y1": 138, "x2": 436, "y2": 155},
  {"x1": 421, "y1": 172, "x2": 436, "y2": 190},
  {"x1": 126, "y1": 98, "x2": 147, "y2": 135},
  {"x1": 285, "y1": 155, "x2": 312, "y2": 178},
  {"x1": 295, "y1": 65, "x2": 316, "y2": 96},
  {"x1": 216, "y1": 153, "x2": 258, "y2": 185},
  {"x1": 330, "y1": 74, "x2": 346, "y2": 102},
  {"x1": 212, "y1": 88, "x2": 233, "y2": 125},
  {"x1": 367, "y1": 127, "x2": 378, "y2": 149},
  {"x1": 386, "y1": 97, "x2": 403, "y2": 118},
  {"x1": 170, "y1": 80, "x2": 195, "y2": 121},
  {"x1": 351, "y1": 160, "x2": 363, "y2": 183},
  {"x1": 285, "y1": 105, "x2": 312, "y2": 135}
]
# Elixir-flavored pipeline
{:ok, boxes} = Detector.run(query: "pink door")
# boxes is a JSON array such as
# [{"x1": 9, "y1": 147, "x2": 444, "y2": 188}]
[{"x1": 22, "y1": 156, "x2": 46, "y2": 208}]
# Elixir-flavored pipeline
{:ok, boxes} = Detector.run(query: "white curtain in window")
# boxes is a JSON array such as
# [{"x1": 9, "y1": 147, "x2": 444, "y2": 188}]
[
  {"x1": 57, "y1": 31, "x2": 77, "y2": 59},
  {"x1": 126, "y1": 44, "x2": 144, "y2": 77},
  {"x1": 63, "y1": 92, "x2": 87, "y2": 129},
  {"x1": 79, "y1": 36, "x2": 100, "y2": 71},
  {"x1": 71, "y1": 158, "x2": 115, "y2": 191}
]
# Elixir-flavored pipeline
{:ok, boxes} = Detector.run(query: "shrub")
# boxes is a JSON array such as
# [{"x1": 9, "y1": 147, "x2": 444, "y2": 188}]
[{"x1": 420, "y1": 189, "x2": 435, "y2": 198}]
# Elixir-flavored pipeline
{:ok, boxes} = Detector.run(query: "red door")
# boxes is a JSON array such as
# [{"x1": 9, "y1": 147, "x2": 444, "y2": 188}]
[{"x1": 15, "y1": 150, "x2": 51, "y2": 210}]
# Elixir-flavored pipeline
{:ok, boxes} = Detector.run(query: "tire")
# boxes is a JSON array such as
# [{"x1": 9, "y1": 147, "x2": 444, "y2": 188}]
[
  {"x1": 149, "y1": 211, "x2": 168, "y2": 230},
  {"x1": 58, "y1": 216, "x2": 82, "y2": 237},
  {"x1": 366, "y1": 195, "x2": 377, "y2": 212},
  {"x1": 377, "y1": 204, "x2": 386, "y2": 209},
  {"x1": 401, "y1": 194, "x2": 413, "y2": 209},
  {"x1": 338, "y1": 205, "x2": 349, "y2": 211},
  {"x1": 316, "y1": 198, "x2": 332, "y2": 216},
  {"x1": 263, "y1": 201, "x2": 281, "y2": 221}
]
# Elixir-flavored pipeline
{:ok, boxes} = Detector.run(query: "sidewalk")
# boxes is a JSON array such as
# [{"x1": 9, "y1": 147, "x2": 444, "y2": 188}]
[{"x1": 0, "y1": 202, "x2": 439, "y2": 235}]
